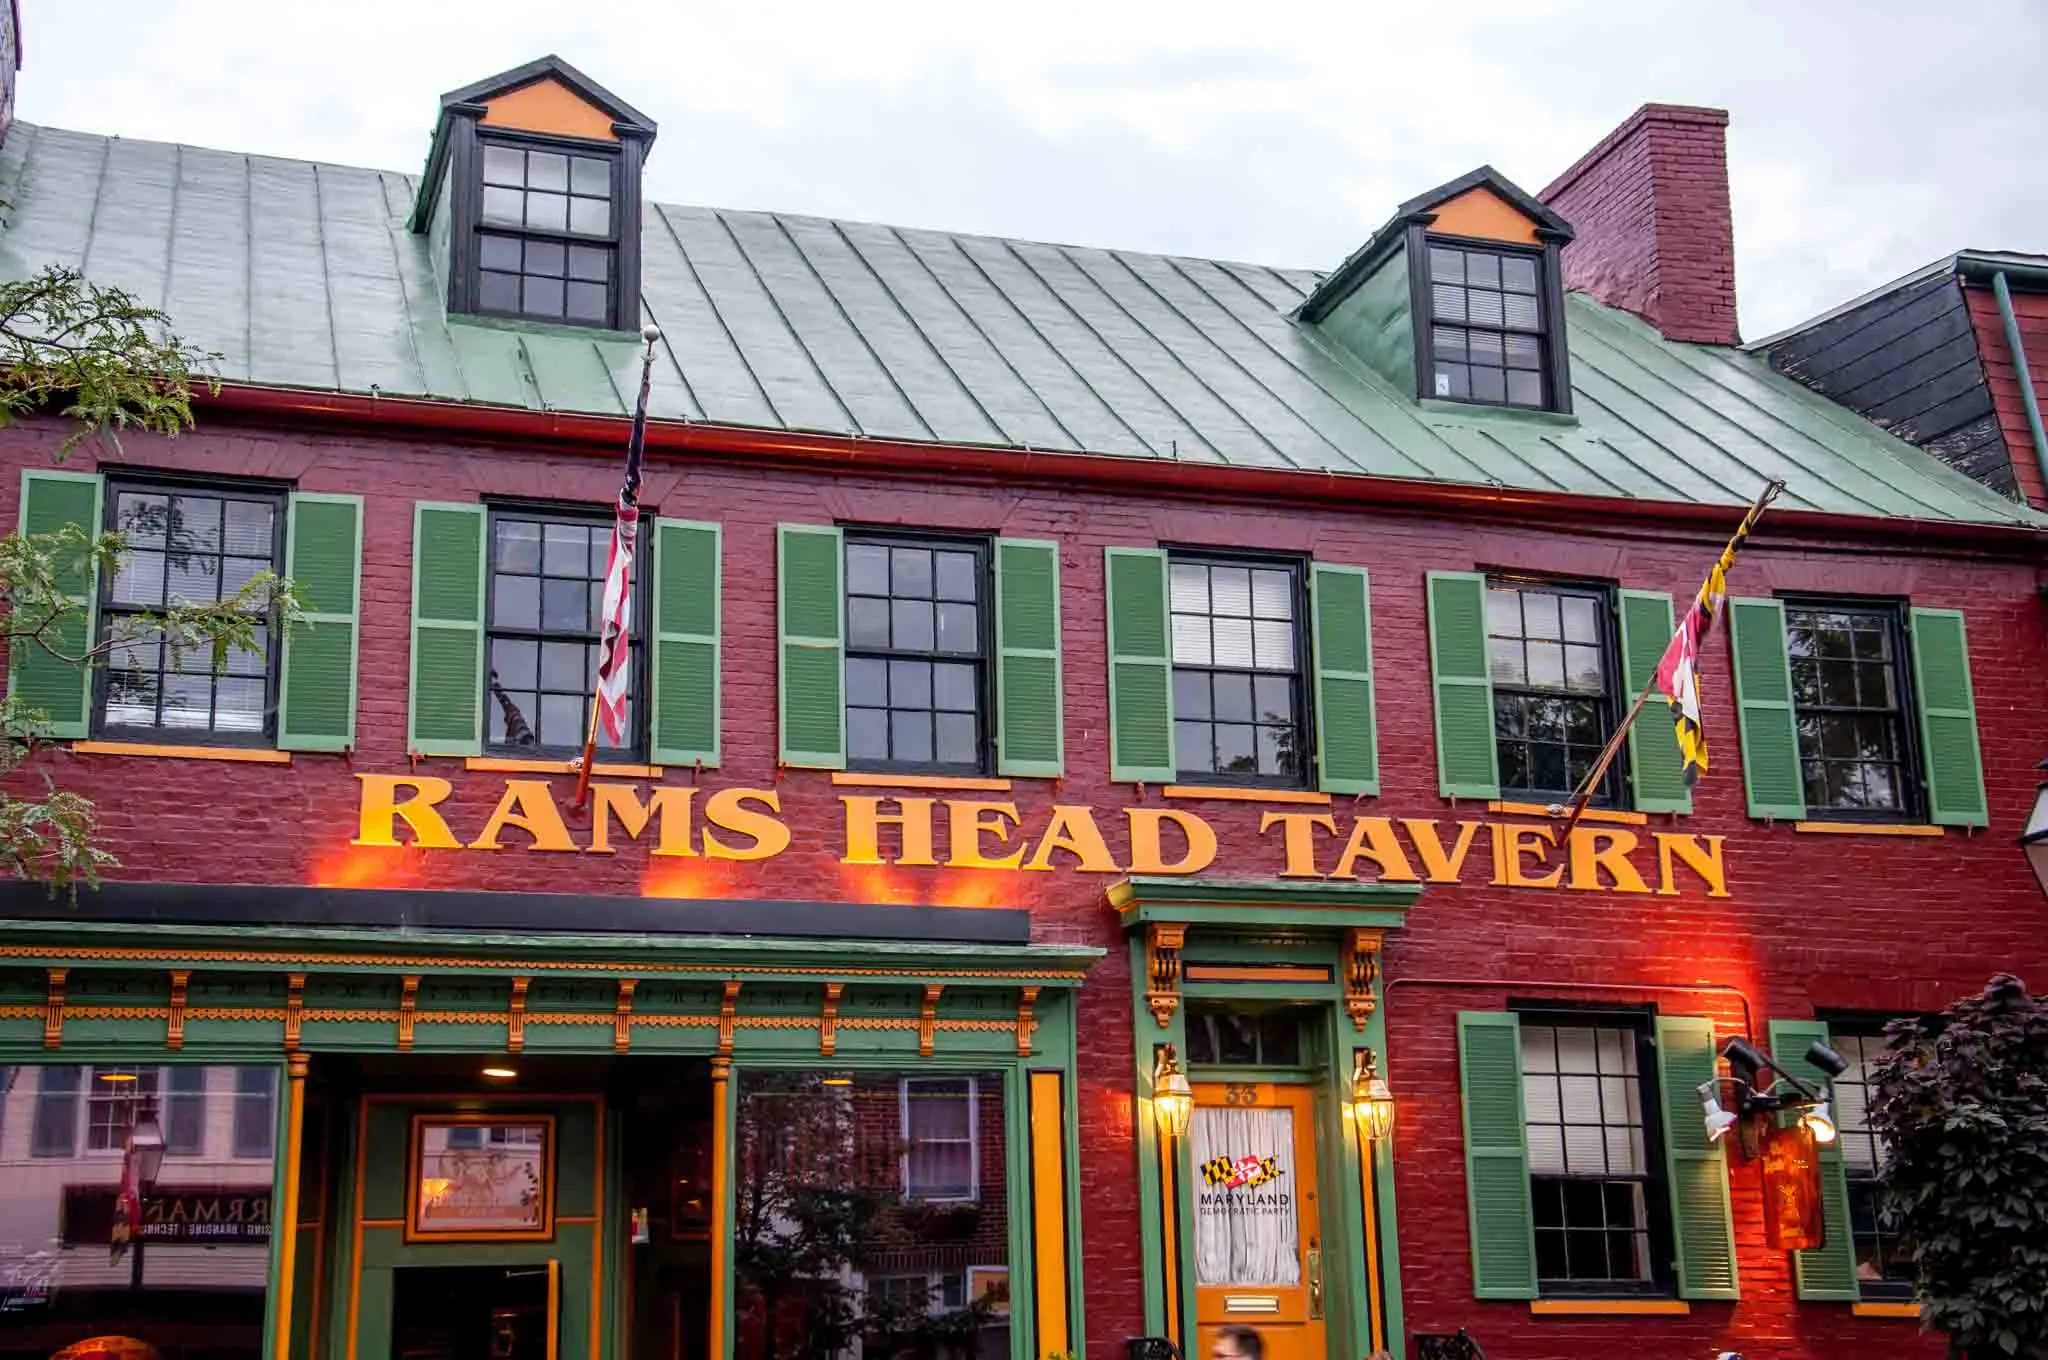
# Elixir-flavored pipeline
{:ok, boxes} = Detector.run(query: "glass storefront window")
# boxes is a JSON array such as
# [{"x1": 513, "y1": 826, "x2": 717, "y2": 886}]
[
  {"x1": 733, "y1": 1069, "x2": 1011, "y2": 1360},
  {"x1": 0, "y1": 1064, "x2": 278, "y2": 1360}
]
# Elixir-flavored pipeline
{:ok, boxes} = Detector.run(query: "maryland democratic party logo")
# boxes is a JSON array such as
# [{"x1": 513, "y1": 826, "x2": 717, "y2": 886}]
[{"x1": 1200, "y1": 1153, "x2": 1285, "y2": 1191}]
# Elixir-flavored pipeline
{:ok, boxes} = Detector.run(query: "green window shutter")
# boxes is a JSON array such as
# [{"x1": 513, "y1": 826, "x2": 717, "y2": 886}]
[
  {"x1": 1769, "y1": 1018, "x2": 1860, "y2": 1301},
  {"x1": 1618, "y1": 590, "x2": 1691, "y2": 814},
  {"x1": 1428, "y1": 571, "x2": 1499, "y2": 799},
  {"x1": 651, "y1": 519, "x2": 721, "y2": 767},
  {"x1": 407, "y1": 501, "x2": 486, "y2": 757},
  {"x1": 1655, "y1": 1015, "x2": 1740, "y2": 1300},
  {"x1": 1909, "y1": 608, "x2": 1988, "y2": 828},
  {"x1": 778, "y1": 524, "x2": 844, "y2": 769},
  {"x1": 1104, "y1": 548, "x2": 1175, "y2": 783},
  {"x1": 278, "y1": 493, "x2": 363, "y2": 753},
  {"x1": 11, "y1": 471, "x2": 103, "y2": 739},
  {"x1": 995, "y1": 538, "x2": 1063, "y2": 778},
  {"x1": 1312, "y1": 563, "x2": 1378, "y2": 795},
  {"x1": 1728, "y1": 597, "x2": 1805, "y2": 820},
  {"x1": 1457, "y1": 1011, "x2": 1536, "y2": 1299}
]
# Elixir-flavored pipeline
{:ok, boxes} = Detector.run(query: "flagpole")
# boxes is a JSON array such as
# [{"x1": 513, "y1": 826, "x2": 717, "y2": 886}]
[
  {"x1": 1548, "y1": 478, "x2": 1784, "y2": 842},
  {"x1": 572, "y1": 326, "x2": 662, "y2": 811}
]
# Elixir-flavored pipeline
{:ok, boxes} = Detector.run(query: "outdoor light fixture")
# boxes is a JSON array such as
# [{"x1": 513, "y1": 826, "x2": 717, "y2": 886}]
[
  {"x1": 1152, "y1": 1044, "x2": 1193, "y2": 1140},
  {"x1": 2024, "y1": 758, "x2": 2048, "y2": 898},
  {"x1": 126, "y1": 1109, "x2": 166, "y2": 1194},
  {"x1": 481, "y1": 1066, "x2": 518, "y2": 1080},
  {"x1": 1350, "y1": 1049, "x2": 1396, "y2": 1143},
  {"x1": 1703, "y1": 1035, "x2": 1845, "y2": 1164},
  {"x1": 1696, "y1": 1082, "x2": 1739, "y2": 1143}
]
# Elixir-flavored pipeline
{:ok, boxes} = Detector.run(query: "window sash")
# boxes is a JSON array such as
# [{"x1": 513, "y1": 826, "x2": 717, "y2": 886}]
[
  {"x1": 1488, "y1": 581, "x2": 1624, "y2": 803},
  {"x1": 94, "y1": 480, "x2": 287, "y2": 745},
  {"x1": 32, "y1": 1066, "x2": 82, "y2": 1158},
  {"x1": 843, "y1": 534, "x2": 993, "y2": 776},
  {"x1": 1425, "y1": 240, "x2": 1553, "y2": 410},
  {"x1": 471, "y1": 136, "x2": 623, "y2": 328},
  {"x1": 900, "y1": 1077, "x2": 978, "y2": 1202},
  {"x1": 484, "y1": 507, "x2": 647, "y2": 758},
  {"x1": 1783, "y1": 599, "x2": 1920, "y2": 820},
  {"x1": 233, "y1": 1067, "x2": 277, "y2": 1159},
  {"x1": 1166, "y1": 555, "x2": 1310, "y2": 788}
]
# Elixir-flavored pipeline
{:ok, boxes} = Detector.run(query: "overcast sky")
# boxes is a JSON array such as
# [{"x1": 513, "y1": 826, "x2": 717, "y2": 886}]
[{"x1": 18, "y1": 1, "x2": 2047, "y2": 340}]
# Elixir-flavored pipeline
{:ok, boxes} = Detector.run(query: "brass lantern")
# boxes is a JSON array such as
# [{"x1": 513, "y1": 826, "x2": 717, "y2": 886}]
[
  {"x1": 1351, "y1": 1049, "x2": 1396, "y2": 1143},
  {"x1": 1152, "y1": 1044, "x2": 1194, "y2": 1140}
]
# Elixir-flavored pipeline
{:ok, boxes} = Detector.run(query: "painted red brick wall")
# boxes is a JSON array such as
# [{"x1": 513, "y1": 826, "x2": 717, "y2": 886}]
[
  {"x1": 5, "y1": 414, "x2": 2046, "y2": 1359},
  {"x1": 1964, "y1": 278, "x2": 2048, "y2": 509},
  {"x1": 1542, "y1": 104, "x2": 1742, "y2": 346}
]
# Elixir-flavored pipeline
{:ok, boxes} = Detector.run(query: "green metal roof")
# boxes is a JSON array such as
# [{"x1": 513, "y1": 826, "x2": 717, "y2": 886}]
[{"x1": 0, "y1": 121, "x2": 2037, "y2": 528}]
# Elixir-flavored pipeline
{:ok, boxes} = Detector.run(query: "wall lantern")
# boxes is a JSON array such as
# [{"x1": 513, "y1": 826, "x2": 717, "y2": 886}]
[
  {"x1": 1152, "y1": 1044, "x2": 1194, "y2": 1140},
  {"x1": 2023, "y1": 758, "x2": 2048, "y2": 897},
  {"x1": 1698, "y1": 1035, "x2": 1846, "y2": 1164},
  {"x1": 1350, "y1": 1048, "x2": 1396, "y2": 1143},
  {"x1": 125, "y1": 1108, "x2": 166, "y2": 1195}
]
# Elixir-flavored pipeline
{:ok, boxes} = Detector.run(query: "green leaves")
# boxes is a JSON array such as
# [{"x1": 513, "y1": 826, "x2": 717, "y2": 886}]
[
  {"x1": 1869, "y1": 974, "x2": 2048, "y2": 1358},
  {"x1": 0, "y1": 266, "x2": 219, "y2": 456}
]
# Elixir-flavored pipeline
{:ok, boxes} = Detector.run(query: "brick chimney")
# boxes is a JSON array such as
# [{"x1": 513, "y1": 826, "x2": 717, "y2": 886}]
[{"x1": 1539, "y1": 104, "x2": 1739, "y2": 346}]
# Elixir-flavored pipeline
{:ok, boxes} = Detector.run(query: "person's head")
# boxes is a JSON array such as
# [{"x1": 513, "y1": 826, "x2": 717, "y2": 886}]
[{"x1": 1212, "y1": 1327, "x2": 1263, "y2": 1360}]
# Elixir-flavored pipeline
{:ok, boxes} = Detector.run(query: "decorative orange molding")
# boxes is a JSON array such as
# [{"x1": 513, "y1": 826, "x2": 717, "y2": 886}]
[
  {"x1": 70, "y1": 740, "x2": 292, "y2": 764},
  {"x1": 167, "y1": 970, "x2": 190, "y2": 1051},
  {"x1": 820, "y1": 982, "x2": 843, "y2": 1058},
  {"x1": 1529, "y1": 1299, "x2": 1691, "y2": 1316},
  {"x1": 1851, "y1": 1301, "x2": 1921, "y2": 1319},
  {"x1": 613, "y1": 979, "x2": 637, "y2": 1053},
  {"x1": 508, "y1": 976, "x2": 530, "y2": 1053},
  {"x1": 1163, "y1": 785, "x2": 1331, "y2": 805},
  {"x1": 43, "y1": 969, "x2": 65, "y2": 1049},
  {"x1": 1017, "y1": 986, "x2": 1040, "y2": 1058},
  {"x1": 1145, "y1": 923, "x2": 1186, "y2": 1029},
  {"x1": 1344, "y1": 929, "x2": 1383, "y2": 1032},
  {"x1": 465, "y1": 756, "x2": 663, "y2": 779},
  {"x1": 830, "y1": 772, "x2": 1013, "y2": 792},
  {"x1": 918, "y1": 984, "x2": 945, "y2": 1057},
  {"x1": 1794, "y1": 821, "x2": 1944, "y2": 837},
  {"x1": 717, "y1": 981, "x2": 741, "y2": 1057},
  {"x1": 1489, "y1": 801, "x2": 1647, "y2": 826},
  {"x1": 1185, "y1": 964, "x2": 1335, "y2": 984},
  {"x1": 284, "y1": 973, "x2": 306, "y2": 1052},
  {"x1": 397, "y1": 976, "x2": 420, "y2": 1051}
]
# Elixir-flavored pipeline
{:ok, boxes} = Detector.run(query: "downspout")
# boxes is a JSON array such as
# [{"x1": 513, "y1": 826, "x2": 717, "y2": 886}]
[{"x1": 1992, "y1": 270, "x2": 2048, "y2": 498}]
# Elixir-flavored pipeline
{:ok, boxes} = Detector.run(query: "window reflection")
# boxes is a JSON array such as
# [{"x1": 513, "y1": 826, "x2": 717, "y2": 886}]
[
  {"x1": 733, "y1": 1070, "x2": 1009, "y2": 1360},
  {"x1": 0, "y1": 1065, "x2": 276, "y2": 1360}
]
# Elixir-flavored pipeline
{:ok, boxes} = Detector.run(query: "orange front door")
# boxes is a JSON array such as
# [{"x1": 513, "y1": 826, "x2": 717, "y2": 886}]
[{"x1": 1191, "y1": 1083, "x2": 1326, "y2": 1360}]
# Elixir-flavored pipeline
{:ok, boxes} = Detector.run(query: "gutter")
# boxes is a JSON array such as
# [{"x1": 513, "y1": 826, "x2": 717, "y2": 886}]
[
  {"x1": 1989, "y1": 270, "x2": 2048, "y2": 498},
  {"x1": 193, "y1": 382, "x2": 2048, "y2": 553}
]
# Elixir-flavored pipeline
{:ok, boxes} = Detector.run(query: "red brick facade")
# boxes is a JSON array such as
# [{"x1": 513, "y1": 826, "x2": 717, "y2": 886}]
[
  {"x1": 1542, "y1": 104, "x2": 1743, "y2": 346},
  {"x1": 1964, "y1": 277, "x2": 2048, "y2": 508},
  {"x1": 7, "y1": 407, "x2": 2045, "y2": 1359}
]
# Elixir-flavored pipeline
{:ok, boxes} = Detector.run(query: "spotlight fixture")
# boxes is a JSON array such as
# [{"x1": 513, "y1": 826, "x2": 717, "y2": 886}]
[
  {"x1": 481, "y1": 1067, "x2": 518, "y2": 1080},
  {"x1": 1696, "y1": 1082, "x2": 1738, "y2": 1143},
  {"x1": 1800, "y1": 1099, "x2": 1838, "y2": 1145},
  {"x1": 1804, "y1": 1041, "x2": 1849, "y2": 1080}
]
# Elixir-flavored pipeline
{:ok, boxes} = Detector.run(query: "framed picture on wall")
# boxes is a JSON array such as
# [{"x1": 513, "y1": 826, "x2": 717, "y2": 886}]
[
  {"x1": 967, "y1": 1265, "x2": 1010, "y2": 1317},
  {"x1": 405, "y1": 1114, "x2": 556, "y2": 1242}
]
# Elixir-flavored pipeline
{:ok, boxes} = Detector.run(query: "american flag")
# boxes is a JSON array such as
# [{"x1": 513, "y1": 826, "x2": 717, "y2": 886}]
[{"x1": 587, "y1": 328, "x2": 659, "y2": 758}]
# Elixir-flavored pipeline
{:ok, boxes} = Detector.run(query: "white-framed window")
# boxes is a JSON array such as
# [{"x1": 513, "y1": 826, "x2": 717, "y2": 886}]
[
  {"x1": 867, "y1": 1270, "x2": 966, "y2": 1316},
  {"x1": 899, "y1": 1076, "x2": 978, "y2": 1202},
  {"x1": 31, "y1": 1065, "x2": 269, "y2": 1159}
]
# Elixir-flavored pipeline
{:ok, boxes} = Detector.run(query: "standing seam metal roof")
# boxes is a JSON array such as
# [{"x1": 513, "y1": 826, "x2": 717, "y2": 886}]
[{"x1": 1, "y1": 120, "x2": 2038, "y2": 528}]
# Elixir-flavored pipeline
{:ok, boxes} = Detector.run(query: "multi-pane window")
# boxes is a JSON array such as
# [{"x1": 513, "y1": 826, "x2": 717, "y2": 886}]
[
  {"x1": 477, "y1": 141, "x2": 616, "y2": 326},
  {"x1": 1428, "y1": 243, "x2": 1549, "y2": 409},
  {"x1": 1830, "y1": 1028, "x2": 1912, "y2": 1297},
  {"x1": 486, "y1": 510, "x2": 639, "y2": 756},
  {"x1": 31, "y1": 1066, "x2": 81, "y2": 1157},
  {"x1": 233, "y1": 1067, "x2": 277, "y2": 1159},
  {"x1": 901, "y1": 1077, "x2": 978, "y2": 1202},
  {"x1": 164, "y1": 1065, "x2": 205, "y2": 1154},
  {"x1": 99, "y1": 481, "x2": 281, "y2": 740},
  {"x1": 1169, "y1": 557, "x2": 1305, "y2": 784},
  {"x1": 86, "y1": 1066, "x2": 161, "y2": 1152},
  {"x1": 844, "y1": 537, "x2": 988, "y2": 773},
  {"x1": 1521, "y1": 1019, "x2": 1665, "y2": 1292},
  {"x1": 1785, "y1": 602, "x2": 1917, "y2": 818},
  {"x1": 1487, "y1": 582, "x2": 1619, "y2": 800}
]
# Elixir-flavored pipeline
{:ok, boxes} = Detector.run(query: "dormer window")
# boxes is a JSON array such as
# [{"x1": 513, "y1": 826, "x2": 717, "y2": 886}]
[
  {"x1": 1428, "y1": 242, "x2": 1551, "y2": 409},
  {"x1": 409, "y1": 57, "x2": 657, "y2": 334},
  {"x1": 477, "y1": 139, "x2": 618, "y2": 325}
]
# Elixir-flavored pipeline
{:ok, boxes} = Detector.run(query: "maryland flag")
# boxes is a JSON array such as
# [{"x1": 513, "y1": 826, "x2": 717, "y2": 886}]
[{"x1": 1653, "y1": 483, "x2": 1781, "y2": 785}]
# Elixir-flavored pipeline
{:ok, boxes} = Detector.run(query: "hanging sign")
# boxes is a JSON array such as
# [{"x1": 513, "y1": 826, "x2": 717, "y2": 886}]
[{"x1": 1759, "y1": 1121, "x2": 1826, "y2": 1252}]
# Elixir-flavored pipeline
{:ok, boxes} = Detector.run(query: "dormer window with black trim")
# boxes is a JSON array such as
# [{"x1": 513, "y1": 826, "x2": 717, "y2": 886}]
[
  {"x1": 1428, "y1": 241, "x2": 1550, "y2": 408},
  {"x1": 1294, "y1": 166, "x2": 1575, "y2": 417},
  {"x1": 477, "y1": 139, "x2": 618, "y2": 324},
  {"x1": 409, "y1": 56, "x2": 657, "y2": 334}
]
